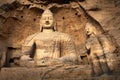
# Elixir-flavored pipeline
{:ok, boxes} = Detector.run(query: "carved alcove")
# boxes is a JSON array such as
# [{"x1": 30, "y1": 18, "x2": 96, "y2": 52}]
[
  {"x1": 1, "y1": 6, "x2": 43, "y2": 67},
  {"x1": 0, "y1": 1, "x2": 89, "y2": 67},
  {"x1": 0, "y1": 0, "x2": 120, "y2": 80},
  {"x1": 0, "y1": 0, "x2": 119, "y2": 69}
]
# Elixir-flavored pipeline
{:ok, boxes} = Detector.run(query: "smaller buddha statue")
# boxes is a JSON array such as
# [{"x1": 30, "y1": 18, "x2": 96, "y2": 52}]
[
  {"x1": 0, "y1": 45, "x2": 6, "y2": 70},
  {"x1": 85, "y1": 22, "x2": 111, "y2": 76}
]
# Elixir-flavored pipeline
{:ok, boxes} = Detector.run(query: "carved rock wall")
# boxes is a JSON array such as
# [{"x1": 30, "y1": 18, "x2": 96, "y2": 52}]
[
  {"x1": 0, "y1": 0, "x2": 120, "y2": 79},
  {"x1": 79, "y1": 0, "x2": 120, "y2": 47},
  {"x1": 0, "y1": 0, "x2": 120, "y2": 73},
  {"x1": 0, "y1": 0, "x2": 88, "y2": 67}
]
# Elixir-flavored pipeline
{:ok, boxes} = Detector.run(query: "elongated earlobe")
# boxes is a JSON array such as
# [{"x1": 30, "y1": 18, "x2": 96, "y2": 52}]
[
  {"x1": 53, "y1": 22, "x2": 57, "y2": 31},
  {"x1": 39, "y1": 18, "x2": 43, "y2": 32}
]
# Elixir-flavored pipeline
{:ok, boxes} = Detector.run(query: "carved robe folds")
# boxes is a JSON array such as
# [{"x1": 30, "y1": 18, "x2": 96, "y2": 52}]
[
  {"x1": 20, "y1": 32, "x2": 77, "y2": 67},
  {"x1": 86, "y1": 35, "x2": 110, "y2": 76}
]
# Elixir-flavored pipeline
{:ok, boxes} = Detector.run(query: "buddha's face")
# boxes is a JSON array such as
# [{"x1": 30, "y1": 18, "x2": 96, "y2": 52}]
[
  {"x1": 41, "y1": 14, "x2": 54, "y2": 28},
  {"x1": 85, "y1": 23, "x2": 94, "y2": 35}
]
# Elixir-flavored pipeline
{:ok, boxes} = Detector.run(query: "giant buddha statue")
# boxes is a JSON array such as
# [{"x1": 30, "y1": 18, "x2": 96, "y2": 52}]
[{"x1": 20, "y1": 9, "x2": 77, "y2": 67}]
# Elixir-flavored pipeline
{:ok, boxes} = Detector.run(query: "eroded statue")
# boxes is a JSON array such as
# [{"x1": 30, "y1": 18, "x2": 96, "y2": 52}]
[
  {"x1": 85, "y1": 22, "x2": 117, "y2": 76},
  {"x1": 0, "y1": 45, "x2": 6, "y2": 70},
  {"x1": 20, "y1": 9, "x2": 77, "y2": 67}
]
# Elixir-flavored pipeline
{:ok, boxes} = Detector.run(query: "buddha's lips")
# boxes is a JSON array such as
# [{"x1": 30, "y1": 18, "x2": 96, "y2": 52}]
[
  {"x1": 45, "y1": 21, "x2": 50, "y2": 25},
  {"x1": 86, "y1": 31, "x2": 89, "y2": 34}
]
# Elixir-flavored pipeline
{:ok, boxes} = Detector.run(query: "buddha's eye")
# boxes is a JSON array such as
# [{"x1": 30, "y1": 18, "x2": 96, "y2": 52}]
[
  {"x1": 42, "y1": 18, "x2": 46, "y2": 20},
  {"x1": 49, "y1": 17, "x2": 53, "y2": 20}
]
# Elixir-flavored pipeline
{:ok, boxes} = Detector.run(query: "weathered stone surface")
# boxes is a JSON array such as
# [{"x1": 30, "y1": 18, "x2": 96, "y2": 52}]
[
  {"x1": 0, "y1": 65, "x2": 91, "y2": 80},
  {"x1": 0, "y1": 0, "x2": 120, "y2": 79},
  {"x1": 1, "y1": 65, "x2": 120, "y2": 80},
  {"x1": 0, "y1": 1, "x2": 87, "y2": 65},
  {"x1": 79, "y1": 0, "x2": 120, "y2": 48}
]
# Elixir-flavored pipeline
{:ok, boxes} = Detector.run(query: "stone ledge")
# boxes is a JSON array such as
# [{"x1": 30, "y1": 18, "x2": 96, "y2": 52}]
[
  {"x1": 0, "y1": 65, "x2": 92, "y2": 80},
  {"x1": 0, "y1": 65, "x2": 120, "y2": 80}
]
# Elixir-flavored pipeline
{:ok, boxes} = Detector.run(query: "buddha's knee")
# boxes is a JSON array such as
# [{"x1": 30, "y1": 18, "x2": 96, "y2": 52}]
[
  {"x1": 19, "y1": 55, "x2": 33, "y2": 67},
  {"x1": 20, "y1": 55, "x2": 32, "y2": 61}
]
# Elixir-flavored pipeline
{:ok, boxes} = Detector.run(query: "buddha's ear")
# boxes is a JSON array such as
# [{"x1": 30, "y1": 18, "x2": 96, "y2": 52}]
[
  {"x1": 40, "y1": 26, "x2": 43, "y2": 32},
  {"x1": 53, "y1": 19, "x2": 57, "y2": 31},
  {"x1": 93, "y1": 26, "x2": 102, "y2": 35},
  {"x1": 53, "y1": 22, "x2": 57, "y2": 31},
  {"x1": 40, "y1": 23, "x2": 43, "y2": 32},
  {"x1": 93, "y1": 27, "x2": 97, "y2": 35},
  {"x1": 86, "y1": 23, "x2": 97, "y2": 35},
  {"x1": 39, "y1": 19, "x2": 43, "y2": 32}
]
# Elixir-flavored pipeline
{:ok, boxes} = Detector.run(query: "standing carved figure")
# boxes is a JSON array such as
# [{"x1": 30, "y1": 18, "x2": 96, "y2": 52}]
[
  {"x1": 0, "y1": 44, "x2": 6, "y2": 70},
  {"x1": 0, "y1": 52, "x2": 6, "y2": 70},
  {"x1": 20, "y1": 9, "x2": 77, "y2": 67},
  {"x1": 85, "y1": 22, "x2": 116, "y2": 76}
]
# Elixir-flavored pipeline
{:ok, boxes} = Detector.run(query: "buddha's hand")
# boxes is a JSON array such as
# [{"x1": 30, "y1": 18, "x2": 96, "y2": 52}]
[
  {"x1": 35, "y1": 57, "x2": 64, "y2": 67},
  {"x1": 49, "y1": 58, "x2": 63, "y2": 65},
  {"x1": 20, "y1": 55, "x2": 32, "y2": 61}
]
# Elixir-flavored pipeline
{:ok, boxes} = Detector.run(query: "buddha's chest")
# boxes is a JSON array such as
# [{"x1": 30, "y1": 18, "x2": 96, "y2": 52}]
[
  {"x1": 86, "y1": 37, "x2": 102, "y2": 49},
  {"x1": 35, "y1": 39, "x2": 60, "y2": 49},
  {"x1": 34, "y1": 37, "x2": 61, "y2": 59},
  {"x1": 34, "y1": 34, "x2": 61, "y2": 53}
]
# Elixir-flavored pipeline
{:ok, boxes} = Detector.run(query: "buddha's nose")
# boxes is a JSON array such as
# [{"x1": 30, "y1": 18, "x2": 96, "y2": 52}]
[
  {"x1": 46, "y1": 21, "x2": 49, "y2": 23},
  {"x1": 45, "y1": 21, "x2": 50, "y2": 24},
  {"x1": 45, "y1": 17, "x2": 49, "y2": 21}
]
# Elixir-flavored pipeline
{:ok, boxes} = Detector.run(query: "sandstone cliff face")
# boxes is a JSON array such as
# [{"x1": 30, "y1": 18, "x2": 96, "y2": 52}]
[
  {"x1": 0, "y1": 0, "x2": 120, "y2": 69},
  {"x1": 79, "y1": 0, "x2": 120, "y2": 47},
  {"x1": 0, "y1": 0, "x2": 120, "y2": 80}
]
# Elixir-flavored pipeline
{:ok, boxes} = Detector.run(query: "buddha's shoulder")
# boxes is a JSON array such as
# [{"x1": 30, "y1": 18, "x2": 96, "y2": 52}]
[
  {"x1": 56, "y1": 32, "x2": 72, "y2": 40},
  {"x1": 56, "y1": 32, "x2": 70, "y2": 36},
  {"x1": 26, "y1": 32, "x2": 40, "y2": 40}
]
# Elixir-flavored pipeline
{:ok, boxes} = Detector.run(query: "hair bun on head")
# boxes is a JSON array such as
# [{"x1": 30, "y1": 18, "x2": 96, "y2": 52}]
[{"x1": 42, "y1": 9, "x2": 53, "y2": 16}]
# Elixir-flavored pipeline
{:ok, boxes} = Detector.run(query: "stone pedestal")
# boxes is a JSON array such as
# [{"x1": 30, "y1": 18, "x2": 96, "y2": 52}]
[
  {"x1": 0, "y1": 65, "x2": 91, "y2": 80},
  {"x1": 0, "y1": 64, "x2": 120, "y2": 80}
]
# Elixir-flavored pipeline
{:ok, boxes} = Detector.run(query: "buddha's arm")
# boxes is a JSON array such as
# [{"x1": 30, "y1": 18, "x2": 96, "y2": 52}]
[
  {"x1": 60, "y1": 35, "x2": 77, "y2": 63},
  {"x1": 20, "y1": 35, "x2": 35, "y2": 61},
  {"x1": 21, "y1": 35, "x2": 35, "y2": 56}
]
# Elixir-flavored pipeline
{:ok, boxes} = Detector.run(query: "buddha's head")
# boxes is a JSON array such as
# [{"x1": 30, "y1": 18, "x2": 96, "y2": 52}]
[
  {"x1": 85, "y1": 21, "x2": 104, "y2": 36},
  {"x1": 40, "y1": 9, "x2": 57, "y2": 32},
  {"x1": 85, "y1": 22, "x2": 97, "y2": 36}
]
